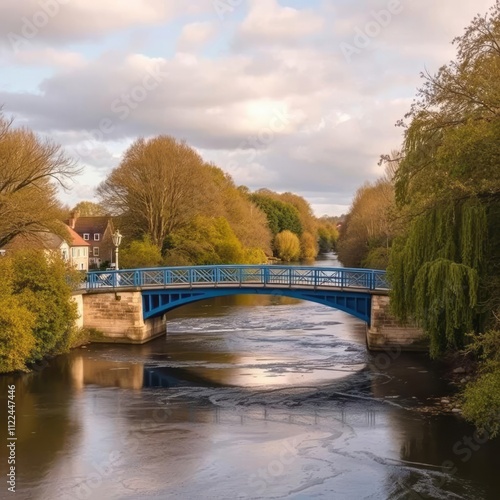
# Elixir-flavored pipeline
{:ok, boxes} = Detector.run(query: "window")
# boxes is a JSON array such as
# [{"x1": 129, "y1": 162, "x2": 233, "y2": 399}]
[
  {"x1": 83, "y1": 233, "x2": 90, "y2": 240},
  {"x1": 93, "y1": 247, "x2": 99, "y2": 257},
  {"x1": 83, "y1": 248, "x2": 87, "y2": 257},
  {"x1": 77, "y1": 248, "x2": 81, "y2": 257},
  {"x1": 94, "y1": 234, "x2": 100, "y2": 241}
]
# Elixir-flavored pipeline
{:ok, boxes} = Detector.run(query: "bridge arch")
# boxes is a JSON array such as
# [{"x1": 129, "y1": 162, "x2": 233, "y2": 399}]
[{"x1": 141, "y1": 287, "x2": 373, "y2": 324}]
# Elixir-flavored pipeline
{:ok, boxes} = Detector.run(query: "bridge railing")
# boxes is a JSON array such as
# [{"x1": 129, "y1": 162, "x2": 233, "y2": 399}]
[{"x1": 85, "y1": 265, "x2": 390, "y2": 291}]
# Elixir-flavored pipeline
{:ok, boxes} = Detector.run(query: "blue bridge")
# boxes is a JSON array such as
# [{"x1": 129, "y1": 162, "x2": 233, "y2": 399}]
[{"x1": 85, "y1": 265, "x2": 390, "y2": 325}]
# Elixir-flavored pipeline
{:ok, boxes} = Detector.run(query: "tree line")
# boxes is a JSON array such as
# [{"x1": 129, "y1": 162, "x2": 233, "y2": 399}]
[
  {"x1": 0, "y1": 112, "x2": 339, "y2": 267},
  {"x1": 96, "y1": 135, "x2": 339, "y2": 266},
  {"x1": 337, "y1": 5, "x2": 500, "y2": 436}
]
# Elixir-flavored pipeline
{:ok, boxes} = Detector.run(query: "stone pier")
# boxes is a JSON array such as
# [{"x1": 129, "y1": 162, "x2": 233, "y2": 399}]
[
  {"x1": 366, "y1": 294, "x2": 427, "y2": 351},
  {"x1": 76, "y1": 290, "x2": 167, "y2": 344}
]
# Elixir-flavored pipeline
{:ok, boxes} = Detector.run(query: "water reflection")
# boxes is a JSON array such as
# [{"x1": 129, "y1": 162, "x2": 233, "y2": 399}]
[{"x1": 71, "y1": 355, "x2": 144, "y2": 390}]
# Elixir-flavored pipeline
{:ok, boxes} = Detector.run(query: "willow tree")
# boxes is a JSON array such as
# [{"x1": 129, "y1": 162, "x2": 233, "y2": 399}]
[{"x1": 387, "y1": 5, "x2": 500, "y2": 357}]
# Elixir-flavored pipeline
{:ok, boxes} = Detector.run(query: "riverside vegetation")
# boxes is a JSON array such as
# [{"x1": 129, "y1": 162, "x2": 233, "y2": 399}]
[{"x1": 337, "y1": 5, "x2": 500, "y2": 437}]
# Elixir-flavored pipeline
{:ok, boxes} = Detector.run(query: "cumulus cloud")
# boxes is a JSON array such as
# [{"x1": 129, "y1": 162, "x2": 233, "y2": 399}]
[
  {"x1": 236, "y1": 0, "x2": 324, "y2": 46},
  {"x1": 0, "y1": 0, "x2": 212, "y2": 48}
]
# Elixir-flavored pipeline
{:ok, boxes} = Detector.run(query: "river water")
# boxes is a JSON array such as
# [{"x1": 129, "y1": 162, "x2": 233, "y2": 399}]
[{"x1": 1, "y1": 255, "x2": 499, "y2": 500}]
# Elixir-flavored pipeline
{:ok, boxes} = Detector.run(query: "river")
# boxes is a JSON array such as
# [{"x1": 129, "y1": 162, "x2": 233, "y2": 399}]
[{"x1": 1, "y1": 254, "x2": 499, "y2": 499}]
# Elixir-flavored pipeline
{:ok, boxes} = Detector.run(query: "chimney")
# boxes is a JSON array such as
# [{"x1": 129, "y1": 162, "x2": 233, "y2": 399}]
[{"x1": 69, "y1": 210, "x2": 80, "y2": 229}]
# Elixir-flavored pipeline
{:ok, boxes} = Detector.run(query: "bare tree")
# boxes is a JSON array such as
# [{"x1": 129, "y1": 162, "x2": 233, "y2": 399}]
[{"x1": 0, "y1": 113, "x2": 80, "y2": 247}]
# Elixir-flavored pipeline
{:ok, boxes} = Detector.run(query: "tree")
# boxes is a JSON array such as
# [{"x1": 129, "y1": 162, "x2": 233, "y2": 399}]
[
  {"x1": 204, "y1": 167, "x2": 272, "y2": 256},
  {"x1": 71, "y1": 201, "x2": 108, "y2": 217},
  {"x1": 0, "y1": 257, "x2": 35, "y2": 373},
  {"x1": 250, "y1": 192, "x2": 303, "y2": 236},
  {"x1": 97, "y1": 136, "x2": 209, "y2": 249},
  {"x1": 275, "y1": 230, "x2": 301, "y2": 262},
  {"x1": 337, "y1": 179, "x2": 395, "y2": 268},
  {"x1": 317, "y1": 217, "x2": 340, "y2": 253},
  {"x1": 165, "y1": 215, "x2": 265, "y2": 265},
  {"x1": 300, "y1": 231, "x2": 318, "y2": 261},
  {"x1": 119, "y1": 236, "x2": 162, "y2": 269},
  {"x1": 461, "y1": 329, "x2": 500, "y2": 438},
  {"x1": 0, "y1": 112, "x2": 79, "y2": 247},
  {"x1": 0, "y1": 249, "x2": 79, "y2": 373},
  {"x1": 386, "y1": 5, "x2": 500, "y2": 357},
  {"x1": 11, "y1": 249, "x2": 78, "y2": 362}
]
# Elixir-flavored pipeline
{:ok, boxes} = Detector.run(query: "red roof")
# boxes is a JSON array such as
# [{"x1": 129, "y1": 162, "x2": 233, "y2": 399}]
[{"x1": 65, "y1": 224, "x2": 90, "y2": 247}]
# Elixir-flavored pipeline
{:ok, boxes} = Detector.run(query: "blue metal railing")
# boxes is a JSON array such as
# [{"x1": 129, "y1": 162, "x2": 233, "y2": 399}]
[{"x1": 85, "y1": 265, "x2": 390, "y2": 291}]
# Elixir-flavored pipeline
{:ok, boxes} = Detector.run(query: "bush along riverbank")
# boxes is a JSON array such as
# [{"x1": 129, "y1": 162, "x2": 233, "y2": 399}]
[{"x1": 0, "y1": 249, "x2": 83, "y2": 374}]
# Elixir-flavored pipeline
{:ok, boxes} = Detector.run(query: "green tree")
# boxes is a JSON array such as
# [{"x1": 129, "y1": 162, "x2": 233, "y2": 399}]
[
  {"x1": 317, "y1": 216, "x2": 340, "y2": 254},
  {"x1": 386, "y1": 5, "x2": 500, "y2": 357},
  {"x1": 204, "y1": 167, "x2": 272, "y2": 256},
  {"x1": 461, "y1": 330, "x2": 500, "y2": 438},
  {"x1": 120, "y1": 236, "x2": 162, "y2": 269},
  {"x1": 11, "y1": 249, "x2": 78, "y2": 362},
  {"x1": 165, "y1": 216, "x2": 265, "y2": 265},
  {"x1": 275, "y1": 230, "x2": 301, "y2": 262},
  {"x1": 250, "y1": 192, "x2": 303, "y2": 237},
  {"x1": 0, "y1": 257, "x2": 35, "y2": 373}
]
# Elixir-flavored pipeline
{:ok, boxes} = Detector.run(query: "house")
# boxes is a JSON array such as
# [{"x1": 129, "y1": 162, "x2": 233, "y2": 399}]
[
  {"x1": 66, "y1": 225, "x2": 91, "y2": 271},
  {"x1": 0, "y1": 224, "x2": 91, "y2": 270},
  {"x1": 2, "y1": 231, "x2": 70, "y2": 259},
  {"x1": 67, "y1": 211, "x2": 115, "y2": 269}
]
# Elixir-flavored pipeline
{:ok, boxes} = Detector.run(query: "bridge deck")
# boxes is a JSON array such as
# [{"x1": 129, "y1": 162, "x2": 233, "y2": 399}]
[{"x1": 85, "y1": 265, "x2": 390, "y2": 292}]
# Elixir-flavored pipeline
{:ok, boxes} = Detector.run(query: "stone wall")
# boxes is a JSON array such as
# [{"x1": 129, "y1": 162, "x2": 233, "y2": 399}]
[
  {"x1": 81, "y1": 290, "x2": 166, "y2": 343},
  {"x1": 367, "y1": 294, "x2": 427, "y2": 351}
]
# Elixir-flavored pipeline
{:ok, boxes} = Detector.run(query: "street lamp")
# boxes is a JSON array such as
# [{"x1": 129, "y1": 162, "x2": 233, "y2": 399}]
[{"x1": 112, "y1": 229, "x2": 123, "y2": 270}]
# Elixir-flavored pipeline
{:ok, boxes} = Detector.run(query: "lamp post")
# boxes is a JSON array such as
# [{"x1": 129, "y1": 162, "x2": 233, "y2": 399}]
[{"x1": 112, "y1": 229, "x2": 123, "y2": 270}]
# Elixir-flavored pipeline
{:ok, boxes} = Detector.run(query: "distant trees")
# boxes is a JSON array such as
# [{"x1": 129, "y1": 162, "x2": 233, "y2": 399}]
[
  {"x1": 0, "y1": 112, "x2": 79, "y2": 247},
  {"x1": 337, "y1": 178, "x2": 395, "y2": 269},
  {"x1": 249, "y1": 189, "x2": 320, "y2": 261},
  {"x1": 71, "y1": 201, "x2": 108, "y2": 217},
  {"x1": 274, "y1": 230, "x2": 301, "y2": 262},
  {"x1": 98, "y1": 135, "x2": 272, "y2": 265},
  {"x1": 250, "y1": 192, "x2": 303, "y2": 236},
  {"x1": 316, "y1": 216, "x2": 340, "y2": 254}
]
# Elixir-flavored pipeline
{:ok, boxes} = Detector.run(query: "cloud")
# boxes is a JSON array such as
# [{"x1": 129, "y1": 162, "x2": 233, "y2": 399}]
[
  {"x1": 236, "y1": 0, "x2": 324, "y2": 46},
  {"x1": 0, "y1": 0, "x2": 212, "y2": 48},
  {"x1": 177, "y1": 22, "x2": 217, "y2": 52},
  {"x1": 0, "y1": 0, "x2": 494, "y2": 215}
]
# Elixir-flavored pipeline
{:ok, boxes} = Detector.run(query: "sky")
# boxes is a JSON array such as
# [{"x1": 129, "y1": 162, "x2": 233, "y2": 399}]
[{"x1": 0, "y1": 0, "x2": 495, "y2": 216}]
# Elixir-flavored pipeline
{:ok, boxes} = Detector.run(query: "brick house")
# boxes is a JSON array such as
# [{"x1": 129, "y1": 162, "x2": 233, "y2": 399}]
[{"x1": 67, "y1": 211, "x2": 115, "y2": 269}]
